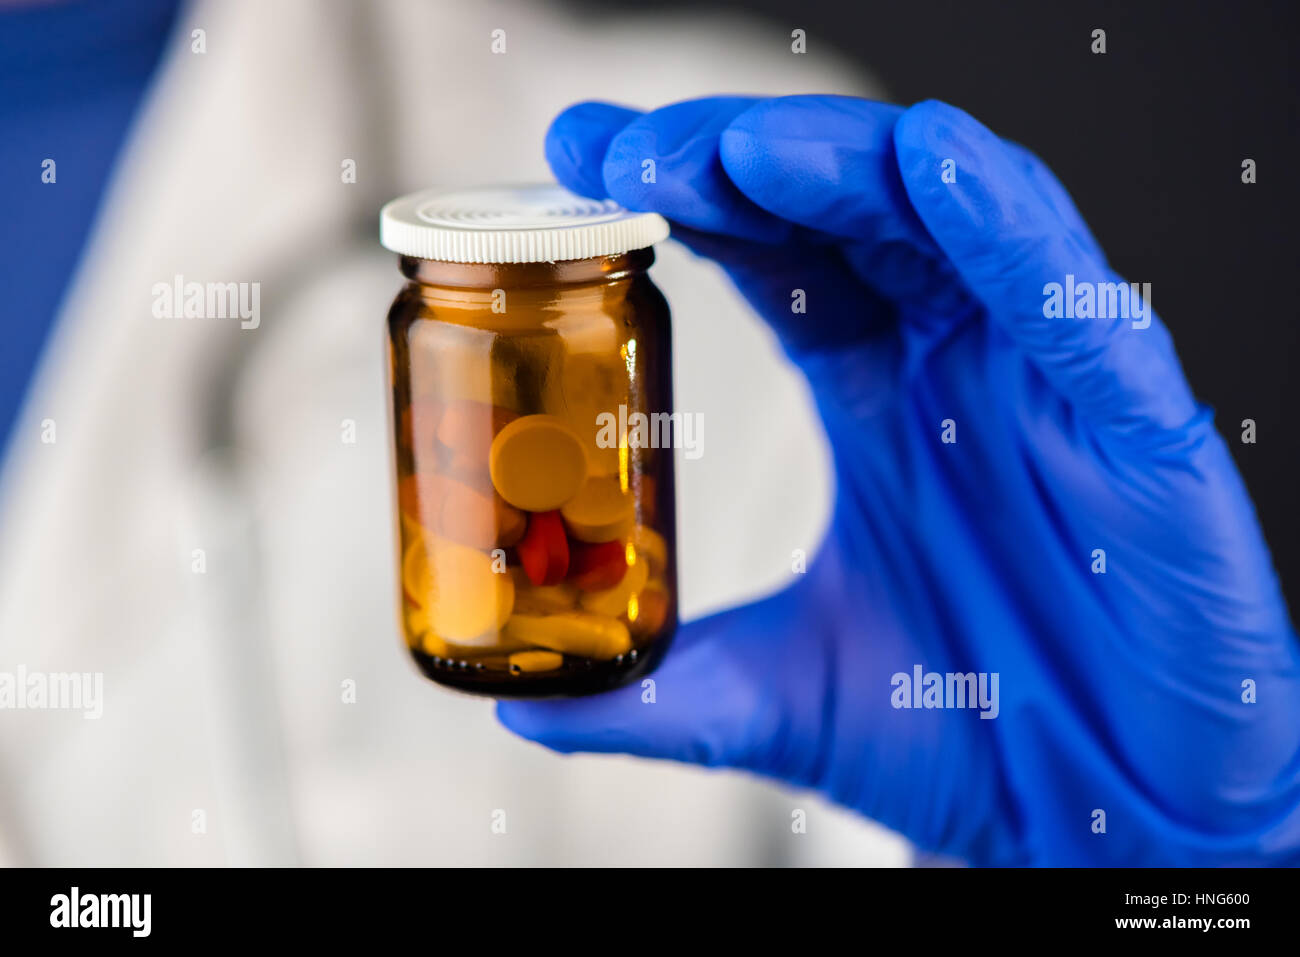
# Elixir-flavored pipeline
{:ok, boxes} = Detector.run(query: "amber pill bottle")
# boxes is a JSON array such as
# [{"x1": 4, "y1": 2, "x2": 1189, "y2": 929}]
[{"x1": 380, "y1": 186, "x2": 677, "y2": 697}]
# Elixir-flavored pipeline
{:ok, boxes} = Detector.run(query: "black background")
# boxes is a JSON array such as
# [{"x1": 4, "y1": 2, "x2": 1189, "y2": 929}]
[{"x1": 577, "y1": 0, "x2": 1300, "y2": 607}]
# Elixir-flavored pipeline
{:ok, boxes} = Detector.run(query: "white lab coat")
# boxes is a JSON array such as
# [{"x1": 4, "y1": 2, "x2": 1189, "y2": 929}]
[{"x1": 0, "y1": 0, "x2": 909, "y2": 866}]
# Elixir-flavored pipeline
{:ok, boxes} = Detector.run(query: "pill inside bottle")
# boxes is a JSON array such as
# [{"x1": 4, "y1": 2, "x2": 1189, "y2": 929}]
[{"x1": 380, "y1": 185, "x2": 678, "y2": 697}]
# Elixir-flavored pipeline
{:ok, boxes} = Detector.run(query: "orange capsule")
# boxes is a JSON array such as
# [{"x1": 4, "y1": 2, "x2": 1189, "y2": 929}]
[
  {"x1": 437, "y1": 400, "x2": 518, "y2": 462},
  {"x1": 400, "y1": 395, "x2": 444, "y2": 461},
  {"x1": 398, "y1": 472, "x2": 452, "y2": 534},
  {"x1": 438, "y1": 477, "x2": 526, "y2": 549},
  {"x1": 441, "y1": 450, "x2": 493, "y2": 489}
]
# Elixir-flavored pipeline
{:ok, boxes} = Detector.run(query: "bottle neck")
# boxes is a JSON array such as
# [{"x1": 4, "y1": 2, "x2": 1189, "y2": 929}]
[{"x1": 399, "y1": 247, "x2": 655, "y2": 290}]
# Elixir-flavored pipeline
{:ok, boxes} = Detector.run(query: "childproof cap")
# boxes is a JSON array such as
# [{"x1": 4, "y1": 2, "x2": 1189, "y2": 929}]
[{"x1": 380, "y1": 184, "x2": 671, "y2": 264}]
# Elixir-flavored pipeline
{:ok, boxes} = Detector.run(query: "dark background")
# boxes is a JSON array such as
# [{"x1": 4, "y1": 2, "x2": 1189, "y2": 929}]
[{"x1": 580, "y1": 0, "x2": 1300, "y2": 607}]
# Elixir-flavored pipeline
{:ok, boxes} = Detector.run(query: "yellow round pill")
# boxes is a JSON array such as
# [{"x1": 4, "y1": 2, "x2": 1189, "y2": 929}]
[
  {"x1": 579, "y1": 557, "x2": 649, "y2": 618},
  {"x1": 401, "y1": 536, "x2": 428, "y2": 606},
  {"x1": 627, "y1": 578, "x2": 670, "y2": 637},
  {"x1": 549, "y1": 351, "x2": 627, "y2": 478},
  {"x1": 404, "y1": 603, "x2": 429, "y2": 647},
  {"x1": 509, "y1": 568, "x2": 578, "y2": 614},
  {"x1": 399, "y1": 510, "x2": 425, "y2": 552},
  {"x1": 630, "y1": 526, "x2": 668, "y2": 576},
  {"x1": 404, "y1": 537, "x2": 508, "y2": 644},
  {"x1": 494, "y1": 566, "x2": 516, "y2": 628},
  {"x1": 421, "y1": 633, "x2": 470, "y2": 658},
  {"x1": 502, "y1": 612, "x2": 632, "y2": 660},
  {"x1": 488, "y1": 414, "x2": 589, "y2": 512},
  {"x1": 560, "y1": 475, "x2": 636, "y2": 543},
  {"x1": 422, "y1": 633, "x2": 523, "y2": 660}
]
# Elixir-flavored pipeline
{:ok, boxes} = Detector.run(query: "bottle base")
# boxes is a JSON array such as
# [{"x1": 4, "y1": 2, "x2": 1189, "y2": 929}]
[{"x1": 409, "y1": 626, "x2": 675, "y2": 698}]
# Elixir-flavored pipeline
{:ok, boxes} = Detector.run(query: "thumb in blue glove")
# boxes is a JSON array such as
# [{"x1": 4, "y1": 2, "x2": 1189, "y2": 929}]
[{"x1": 498, "y1": 96, "x2": 1300, "y2": 866}]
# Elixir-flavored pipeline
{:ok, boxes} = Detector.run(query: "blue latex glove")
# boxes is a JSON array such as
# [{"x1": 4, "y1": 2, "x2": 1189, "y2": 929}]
[{"x1": 497, "y1": 96, "x2": 1300, "y2": 865}]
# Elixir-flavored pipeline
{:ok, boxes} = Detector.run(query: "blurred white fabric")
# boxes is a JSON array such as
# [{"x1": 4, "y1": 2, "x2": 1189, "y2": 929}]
[{"x1": 0, "y1": 0, "x2": 910, "y2": 866}]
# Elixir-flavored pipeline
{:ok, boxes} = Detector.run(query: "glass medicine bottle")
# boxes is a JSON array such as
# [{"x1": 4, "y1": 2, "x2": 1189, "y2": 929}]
[{"x1": 380, "y1": 185, "x2": 677, "y2": 696}]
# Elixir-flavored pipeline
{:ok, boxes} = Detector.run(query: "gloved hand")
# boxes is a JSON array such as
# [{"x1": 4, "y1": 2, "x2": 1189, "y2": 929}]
[{"x1": 497, "y1": 96, "x2": 1300, "y2": 865}]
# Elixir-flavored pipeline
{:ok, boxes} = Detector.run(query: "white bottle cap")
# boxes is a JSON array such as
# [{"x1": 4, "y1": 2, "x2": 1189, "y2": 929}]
[{"x1": 380, "y1": 184, "x2": 670, "y2": 264}]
